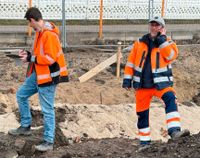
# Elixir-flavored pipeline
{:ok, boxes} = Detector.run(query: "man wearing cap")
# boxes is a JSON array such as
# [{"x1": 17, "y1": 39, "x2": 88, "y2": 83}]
[{"x1": 122, "y1": 16, "x2": 190, "y2": 151}]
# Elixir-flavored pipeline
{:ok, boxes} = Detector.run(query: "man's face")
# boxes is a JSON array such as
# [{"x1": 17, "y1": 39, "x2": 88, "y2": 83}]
[
  {"x1": 29, "y1": 18, "x2": 40, "y2": 32},
  {"x1": 149, "y1": 22, "x2": 163, "y2": 37}
]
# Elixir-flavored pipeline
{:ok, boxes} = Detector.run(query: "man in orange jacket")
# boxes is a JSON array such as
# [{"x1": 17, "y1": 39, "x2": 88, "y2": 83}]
[
  {"x1": 123, "y1": 16, "x2": 190, "y2": 151},
  {"x1": 8, "y1": 7, "x2": 68, "y2": 152}
]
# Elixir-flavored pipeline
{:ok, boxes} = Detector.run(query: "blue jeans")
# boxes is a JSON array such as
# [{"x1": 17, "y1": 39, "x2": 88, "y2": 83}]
[{"x1": 16, "y1": 71, "x2": 56, "y2": 143}]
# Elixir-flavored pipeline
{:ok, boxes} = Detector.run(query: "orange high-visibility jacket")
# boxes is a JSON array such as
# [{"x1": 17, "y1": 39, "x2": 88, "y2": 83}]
[
  {"x1": 27, "y1": 22, "x2": 68, "y2": 86},
  {"x1": 124, "y1": 36, "x2": 178, "y2": 90}
]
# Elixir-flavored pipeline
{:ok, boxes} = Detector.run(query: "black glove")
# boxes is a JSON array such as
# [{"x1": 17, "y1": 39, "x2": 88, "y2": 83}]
[
  {"x1": 122, "y1": 79, "x2": 132, "y2": 88},
  {"x1": 154, "y1": 34, "x2": 167, "y2": 48},
  {"x1": 25, "y1": 50, "x2": 32, "y2": 62}
]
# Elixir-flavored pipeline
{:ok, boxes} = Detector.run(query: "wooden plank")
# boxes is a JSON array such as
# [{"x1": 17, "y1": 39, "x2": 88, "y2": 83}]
[
  {"x1": 0, "y1": 49, "x2": 19, "y2": 52},
  {"x1": 79, "y1": 53, "x2": 122, "y2": 83}
]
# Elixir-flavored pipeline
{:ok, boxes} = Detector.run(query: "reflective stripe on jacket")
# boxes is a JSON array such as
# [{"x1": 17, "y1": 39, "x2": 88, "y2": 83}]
[
  {"x1": 124, "y1": 36, "x2": 178, "y2": 90},
  {"x1": 27, "y1": 22, "x2": 69, "y2": 86}
]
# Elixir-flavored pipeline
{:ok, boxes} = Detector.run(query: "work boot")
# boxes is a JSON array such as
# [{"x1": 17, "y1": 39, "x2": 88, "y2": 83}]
[
  {"x1": 171, "y1": 129, "x2": 190, "y2": 140},
  {"x1": 8, "y1": 126, "x2": 31, "y2": 136},
  {"x1": 35, "y1": 141, "x2": 53, "y2": 152}
]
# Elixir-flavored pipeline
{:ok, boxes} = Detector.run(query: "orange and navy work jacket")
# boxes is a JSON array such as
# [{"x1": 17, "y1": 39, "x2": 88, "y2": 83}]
[
  {"x1": 27, "y1": 22, "x2": 69, "y2": 87},
  {"x1": 123, "y1": 35, "x2": 178, "y2": 90}
]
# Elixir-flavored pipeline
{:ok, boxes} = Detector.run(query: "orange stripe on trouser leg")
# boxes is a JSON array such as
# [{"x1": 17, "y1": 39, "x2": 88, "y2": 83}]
[
  {"x1": 166, "y1": 117, "x2": 180, "y2": 124},
  {"x1": 139, "y1": 132, "x2": 151, "y2": 136}
]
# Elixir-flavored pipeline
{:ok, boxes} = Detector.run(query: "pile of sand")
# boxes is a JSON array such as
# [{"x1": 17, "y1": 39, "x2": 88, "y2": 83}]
[{"x1": 1, "y1": 103, "x2": 200, "y2": 142}]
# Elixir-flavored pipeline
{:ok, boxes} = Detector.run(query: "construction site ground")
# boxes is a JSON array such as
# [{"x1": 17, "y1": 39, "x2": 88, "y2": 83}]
[{"x1": 0, "y1": 43, "x2": 200, "y2": 157}]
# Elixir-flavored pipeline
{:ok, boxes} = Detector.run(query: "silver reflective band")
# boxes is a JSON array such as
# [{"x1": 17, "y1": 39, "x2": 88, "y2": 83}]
[
  {"x1": 139, "y1": 127, "x2": 150, "y2": 133},
  {"x1": 45, "y1": 55, "x2": 55, "y2": 64},
  {"x1": 31, "y1": 55, "x2": 36, "y2": 62},
  {"x1": 40, "y1": 43, "x2": 44, "y2": 55},
  {"x1": 134, "y1": 66, "x2": 142, "y2": 72},
  {"x1": 166, "y1": 111, "x2": 180, "y2": 120},
  {"x1": 126, "y1": 62, "x2": 134, "y2": 68},
  {"x1": 51, "y1": 71, "x2": 60, "y2": 77},
  {"x1": 124, "y1": 74, "x2": 132, "y2": 79},
  {"x1": 154, "y1": 76, "x2": 173, "y2": 83},
  {"x1": 38, "y1": 74, "x2": 50, "y2": 80},
  {"x1": 140, "y1": 136, "x2": 151, "y2": 141},
  {"x1": 159, "y1": 41, "x2": 170, "y2": 49},
  {"x1": 167, "y1": 121, "x2": 181, "y2": 129},
  {"x1": 152, "y1": 64, "x2": 172, "y2": 73},
  {"x1": 166, "y1": 50, "x2": 175, "y2": 60},
  {"x1": 133, "y1": 76, "x2": 140, "y2": 82},
  {"x1": 152, "y1": 67, "x2": 168, "y2": 73}
]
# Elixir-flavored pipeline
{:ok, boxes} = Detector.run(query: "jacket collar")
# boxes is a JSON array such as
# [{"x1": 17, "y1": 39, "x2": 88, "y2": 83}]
[{"x1": 139, "y1": 33, "x2": 151, "y2": 45}]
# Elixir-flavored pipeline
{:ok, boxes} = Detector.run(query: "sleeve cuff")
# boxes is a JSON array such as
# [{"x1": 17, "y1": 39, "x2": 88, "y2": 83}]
[
  {"x1": 157, "y1": 35, "x2": 167, "y2": 46},
  {"x1": 26, "y1": 50, "x2": 37, "y2": 63},
  {"x1": 31, "y1": 55, "x2": 36, "y2": 63},
  {"x1": 122, "y1": 79, "x2": 132, "y2": 88}
]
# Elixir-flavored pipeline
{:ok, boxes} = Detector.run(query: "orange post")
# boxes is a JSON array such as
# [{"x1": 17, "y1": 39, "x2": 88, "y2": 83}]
[
  {"x1": 98, "y1": 0, "x2": 103, "y2": 39},
  {"x1": 28, "y1": 0, "x2": 32, "y2": 37},
  {"x1": 161, "y1": 0, "x2": 165, "y2": 17}
]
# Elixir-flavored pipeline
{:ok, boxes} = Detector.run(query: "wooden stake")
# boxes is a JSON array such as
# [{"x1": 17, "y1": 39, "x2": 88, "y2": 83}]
[{"x1": 116, "y1": 42, "x2": 122, "y2": 78}]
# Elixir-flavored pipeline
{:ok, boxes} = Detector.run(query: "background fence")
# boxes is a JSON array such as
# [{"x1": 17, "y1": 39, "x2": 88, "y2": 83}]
[
  {"x1": 0, "y1": 0, "x2": 200, "y2": 47},
  {"x1": 0, "y1": 0, "x2": 200, "y2": 19}
]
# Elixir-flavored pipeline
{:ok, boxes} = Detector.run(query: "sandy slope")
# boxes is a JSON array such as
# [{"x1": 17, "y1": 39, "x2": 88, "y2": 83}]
[{"x1": 1, "y1": 103, "x2": 200, "y2": 143}]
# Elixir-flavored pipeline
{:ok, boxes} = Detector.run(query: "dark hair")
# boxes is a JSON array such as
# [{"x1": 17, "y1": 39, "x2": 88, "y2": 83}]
[{"x1": 24, "y1": 7, "x2": 43, "y2": 21}]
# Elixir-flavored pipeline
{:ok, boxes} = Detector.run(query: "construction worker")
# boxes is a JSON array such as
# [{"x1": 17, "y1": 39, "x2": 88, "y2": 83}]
[
  {"x1": 122, "y1": 16, "x2": 190, "y2": 151},
  {"x1": 8, "y1": 7, "x2": 68, "y2": 152}
]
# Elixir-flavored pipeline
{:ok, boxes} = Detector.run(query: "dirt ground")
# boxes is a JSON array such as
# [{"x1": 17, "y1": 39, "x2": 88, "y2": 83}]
[
  {"x1": 1, "y1": 45, "x2": 200, "y2": 109},
  {"x1": 0, "y1": 44, "x2": 200, "y2": 157},
  {"x1": 1, "y1": 104, "x2": 200, "y2": 158}
]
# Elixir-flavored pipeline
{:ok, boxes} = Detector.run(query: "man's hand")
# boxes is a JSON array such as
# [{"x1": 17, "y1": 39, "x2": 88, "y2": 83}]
[
  {"x1": 154, "y1": 27, "x2": 167, "y2": 47},
  {"x1": 19, "y1": 50, "x2": 28, "y2": 63},
  {"x1": 158, "y1": 27, "x2": 166, "y2": 36}
]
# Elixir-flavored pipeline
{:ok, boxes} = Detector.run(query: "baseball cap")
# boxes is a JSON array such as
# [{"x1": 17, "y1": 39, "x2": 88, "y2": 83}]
[{"x1": 149, "y1": 16, "x2": 165, "y2": 27}]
